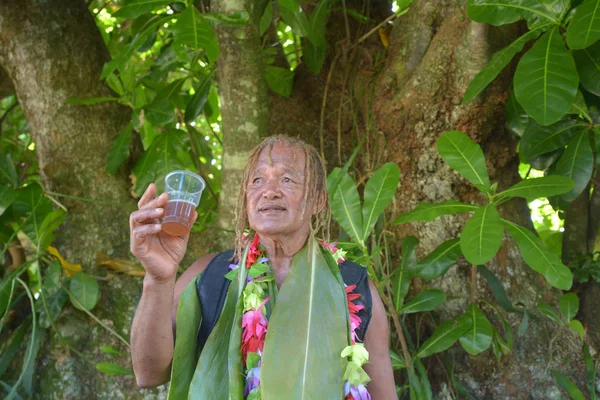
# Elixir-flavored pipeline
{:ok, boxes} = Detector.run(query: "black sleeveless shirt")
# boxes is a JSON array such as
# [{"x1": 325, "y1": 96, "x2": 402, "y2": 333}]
[{"x1": 195, "y1": 250, "x2": 373, "y2": 349}]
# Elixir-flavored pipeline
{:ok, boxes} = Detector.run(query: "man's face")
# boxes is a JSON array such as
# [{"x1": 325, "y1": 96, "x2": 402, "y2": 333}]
[{"x1": 246, "y1": 143, "x2": 312, "y2": 237}]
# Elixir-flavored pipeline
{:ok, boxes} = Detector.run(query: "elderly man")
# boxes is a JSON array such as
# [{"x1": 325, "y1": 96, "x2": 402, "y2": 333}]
[{"x1": 130, "y1": 135, "x2": 397, "y2": 399}]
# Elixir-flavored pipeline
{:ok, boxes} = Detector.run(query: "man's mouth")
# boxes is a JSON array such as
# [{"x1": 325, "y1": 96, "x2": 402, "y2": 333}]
[{"x1": 259, "y1": 205, "x2": 286, "y2": 212}]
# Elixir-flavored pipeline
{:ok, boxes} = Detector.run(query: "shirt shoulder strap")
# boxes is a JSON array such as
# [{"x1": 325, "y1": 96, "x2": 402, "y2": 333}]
[
  {"x1": 339, "y1": 260, "x2": 373, "y2": 343},
  {"x1": 195, "y1": 249, "x2": 234, "y2": 349}
]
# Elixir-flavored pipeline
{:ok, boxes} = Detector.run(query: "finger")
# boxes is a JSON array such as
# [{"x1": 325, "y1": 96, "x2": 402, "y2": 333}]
[
  {"x1": 132, "y1": 223, "x2": 162, "y2": 240},
  {"x1": 130, "y1": 208, "x2": 164, "y2": 228},
  {"x1": 140, "y1": 192, "x2": 169, "y2": 210},
  {"x1": 190, "y1": 210, "x2": 198, "y2": 226},
  {"x1": 137, "y1": 183, "x2": 156, "y2": 209}
]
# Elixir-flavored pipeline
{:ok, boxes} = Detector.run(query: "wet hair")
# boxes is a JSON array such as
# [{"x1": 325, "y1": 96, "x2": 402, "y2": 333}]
[{"x1": 233, "y1": 135, "x2": 330, "y2": 260}]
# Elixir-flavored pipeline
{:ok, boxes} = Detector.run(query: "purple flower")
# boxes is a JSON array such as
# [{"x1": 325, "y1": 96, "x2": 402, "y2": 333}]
[
  {"x1": 350, "y1": 384, "x2": 371, "y2": 400},
  {"x1": 344, "y1": 381, "x2": 351, "y2": 396},
  {"x1": 244, "y1": 367, "x2": 261, "y2": 396},
  {"x1": 229, "y1": 263, "x2": 239, "y2": 270},
  {"x1": 258, "y1": 257, "x2": 269, "y2": 264}
]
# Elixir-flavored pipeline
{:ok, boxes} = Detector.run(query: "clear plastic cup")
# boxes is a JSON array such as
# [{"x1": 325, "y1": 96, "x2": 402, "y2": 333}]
[{"x1": 161, "y1": 170, "x2": 205, "y2": 236}]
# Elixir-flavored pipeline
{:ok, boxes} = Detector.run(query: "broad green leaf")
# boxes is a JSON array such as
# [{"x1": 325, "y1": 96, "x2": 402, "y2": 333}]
[
  {"x1": 262, "y1": 241, "x2": 347, "y2": 399},
  {"x1": 114, "y1": 0, "x2": 176, "y2": 19},
  {"x1": 393, "y1": 236, "x2": 419, "y2": 311},
  {"x1": 171, "y1": 7, "x2": 219, "y2": 63},
  {"x1": 189, "y1": 275, "x2": 239, "y2": 399},
  {"x1": 417, "y1": 238, "x2": 462, "y2": 280},
  {"x1": 567, "y1": 0, "x2": 600, "y2": 49},
  {"x1": 466, "y1": 0, "x2": 559, "y2": 26},
  {"x1": 504, "y1": 219, "x2": 572, "y2": 290},
  {"x1": 260, "y1": 1, "x2": 273, "y2": 36},
  {"x1": 101, "y1": 15, "x2": 172, "y2": 79},
  {"x1": 0, "y1": 153, "x2": 19, "y2": 187},
  {"x1": 279, "y1": 5, "x2": 309, "y2": 36},
  {"x1": 330, "y1": 170, "x2": 364, "y2": 244},
  {"x1": 362, "y1": 162, "x2": 399, "y2": 241},
  {"x1": 569, "y1": 319, "x2": 585, "y2": 341},
  {"x1": 69, "y1": 273, "x2": 100, "y2": 311},
  {"x1": 131, "y1": 130, "x2": 195, "y2": 196},
  {"x1": 552, "y1": 370, "x2": 586, "y2": 400},
  {"x1": 459, "y1": 303, "x2": 493, "y2": 355},
  {"x1": 395, "y1": 200, "x2": 478, "y2": 224},
  {"x1": 0, "y1": 185, "x2": 17, "y2": 216},
  {"x1": 478, "y1": 265, "x2": 520, "y2": 313},
  {"x1": 437, "y1": 131, "x2": 490, "y2": 189},
  {"x1": 99, "y1": 346, "x2": 122, "y2": 355},
  {"x1": 574, "y1": 42, "x2": 600, "y2": 96},
  {"x1": 553, "y1": 129, "x2": 594, "y2": 201},
  {"x1": 514, "y1": 27, "x2": 579, "y2": 126},
  {"x1": 277, "y1": 0, "x2": 300, "y2": 12},
  {"x1": 37, "y1": 209, "x2": 66, "y2": 252},
  {"x1": 524, "y1": 0, "x2": 568, "y2": 29},
  {"x1": 185, "y1": 73, "x2": 213, "y2": 123},
  {"x1": 168, "y1": 275, "x2": 202, "y2": 400},
  {"x1": 506, "y1": 89, "x2": 529, "y2": 137},
  {"x1": 144, "y1": 98, "x2": 175, "y2": 125},
  {"x1": 304, "y1": 40, "x2": 326, "y2": 75},
  {"x1": 106, "y1": 122, "x2": 133, "y2": 175},
  {"x1": 307, "y1": 0, "x2": 331, "y2": 47},
  {"x1": 460, "y1": 205, "x2": 503, "y2": 265},
  {"x1": 95, "y1": 362, "x2": 134, "y2": 375},
  {"x1": 416, "y1": 318, "x2": 472, "y2": 358},
  {"x1": 559, "y1": 292, "x2": 579, "y2": 321},
  {"x1": 264, "y1": 65, "x2": 294, "y2": 97},
  {"x1": 496, "y1": 176, "x2": 574, "y2": 200},
  {"x1": 400, "y1": 289, "x2": 446, "y2": 314},
  {"x1": 12, "y1": 184, "x2": 54, "y2": 248},
  {"x1": 463, "y1": 28, "x2": 543, "y2": 103},
  {"x1": 520, "y1": 119, "x2": 586, "y2": 161},
  {"x1": 155, "y1": 78, "x2": 187, "y2": 105},
  {"x1": 567, "y1": 90, "x2": 590, "y2": 117}
]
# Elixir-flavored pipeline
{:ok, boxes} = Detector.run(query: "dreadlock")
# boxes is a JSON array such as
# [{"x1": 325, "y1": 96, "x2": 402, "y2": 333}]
[{"x1": 233, "y1": 135, "x2": 331, "y2": 261}]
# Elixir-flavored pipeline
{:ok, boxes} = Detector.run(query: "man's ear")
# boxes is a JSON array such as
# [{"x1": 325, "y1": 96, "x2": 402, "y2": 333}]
[{"x1": 313, "y1": 189, "x2": 327, "y2": 215}]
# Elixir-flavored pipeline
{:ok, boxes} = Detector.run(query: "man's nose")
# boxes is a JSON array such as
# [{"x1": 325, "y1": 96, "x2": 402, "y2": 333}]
[{"x1": 263, "y1": 179, "x2": 282, "y2": 198}]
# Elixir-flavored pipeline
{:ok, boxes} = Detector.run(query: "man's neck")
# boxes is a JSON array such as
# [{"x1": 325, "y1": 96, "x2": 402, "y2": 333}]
[{"x1": 258, "y1": 230, "x2": 309, "y2": 288}]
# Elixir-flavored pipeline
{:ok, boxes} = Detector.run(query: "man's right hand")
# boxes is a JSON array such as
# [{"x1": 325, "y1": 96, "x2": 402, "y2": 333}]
[{"x1": 129, "y1": 183, "x2": 197, "y2": 282}]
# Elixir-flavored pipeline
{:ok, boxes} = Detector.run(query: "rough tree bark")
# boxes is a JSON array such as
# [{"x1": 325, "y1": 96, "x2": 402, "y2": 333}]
[
  {"x1": 0, "y1": 1, "x2": 163, "y2": 398},
  {"x1": 267, "y1": 0, "x2": 587, "y2": 398}
]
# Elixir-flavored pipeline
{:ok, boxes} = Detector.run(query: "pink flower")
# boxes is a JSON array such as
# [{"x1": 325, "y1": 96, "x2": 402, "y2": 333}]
[
  {"x1": 350, "y1": 384, "x2": 371, "y2": 400},
  {"x1": 320, "y1": 240, "x2": 339, "y2": 253},
  {"x1": 242, "y1": 308, "x2": 268, "y2": 342}
]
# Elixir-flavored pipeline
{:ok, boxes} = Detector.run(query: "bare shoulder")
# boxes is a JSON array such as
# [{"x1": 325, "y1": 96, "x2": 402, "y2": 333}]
[{"x1": 172, "y1": 253, "x2": 218, "y2": 324}]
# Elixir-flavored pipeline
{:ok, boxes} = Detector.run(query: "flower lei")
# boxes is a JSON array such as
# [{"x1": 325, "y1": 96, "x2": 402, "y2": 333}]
[{"x1": 227, "y1": 235, "x2": 371, "y2": 400}]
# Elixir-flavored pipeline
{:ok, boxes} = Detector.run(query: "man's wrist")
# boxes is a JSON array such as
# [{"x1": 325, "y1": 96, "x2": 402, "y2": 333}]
[{"x1": 143, "y1": 273, "x2": 176, "y2": 290}]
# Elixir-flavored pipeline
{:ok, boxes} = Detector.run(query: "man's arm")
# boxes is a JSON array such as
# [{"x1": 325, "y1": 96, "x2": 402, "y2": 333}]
[
  {"x1": 363, "y1": 279, "x2": 398, "y2": 399},
  {"x1": 130, "y1": 253, "x2": 215, "y2": 388}
]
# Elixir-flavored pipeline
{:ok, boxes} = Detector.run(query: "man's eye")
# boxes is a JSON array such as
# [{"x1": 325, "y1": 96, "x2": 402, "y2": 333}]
[
  {"x1": 252, "y1": 177, "x2": 262, "y2": 184},
  {"x1": 283, "y1": 177, "x2": 292, "y2": 183}
]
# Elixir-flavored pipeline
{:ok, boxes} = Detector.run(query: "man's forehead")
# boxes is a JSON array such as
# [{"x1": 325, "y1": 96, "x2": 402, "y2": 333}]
[{"x1": 253, "y1": 144, "x2": 306, "y2": 173}]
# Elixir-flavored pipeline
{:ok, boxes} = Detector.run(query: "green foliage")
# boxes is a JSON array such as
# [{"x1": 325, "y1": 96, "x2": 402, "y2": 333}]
[{"x1": 459, "y1": 303, "x2": 493, "y2": 355}]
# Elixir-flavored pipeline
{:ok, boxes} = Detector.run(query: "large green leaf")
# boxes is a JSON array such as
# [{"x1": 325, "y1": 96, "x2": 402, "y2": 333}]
[
  {"x1": 330, "y1": 170, "x2": 364, "y2": 245},
  {"x1": 466, "y1": 0, "x2": 560, "y2": 26},
  {"x1": 262, "y1": 241, "x2": 347, "y2": 399},
  {"x1": 417, "y1": 238, "x2": 462, "y2": 280},
  {"x1": 69, "y1": 272, "x2": 100, "y2": 311},
  {"x1": 260, "y1": 1, "x2": 273, "y2": 36},
  {"x1": 495, "y1": 176, "x2": 574, "y2": 200},
  {"x1": 478, "y1": 265, "x2": 520, "y2": 313},
  {"x1": 552, "y1": 370, "x2": 586, "y2": 400},
  {"x1": 460, "y1": 205, "x2": 503, "y2": 265},
  {"x1": 567, "y1": 0, "x2": 600, "y2": 49},
  {"x1": 264, "y1": 65, "x2": 294, "y2": 97},
  {"x1": 106, "y1": 122, "x2": 133, "y2": 175},
  {"x1": 574, "y1": 42, "x2": 600, "y2": 96},
  {"x1": 37, "y1": 209, "x2": 66, "y2": 251},
  {"x1": 537, "y1": 301, "x2": 564, "y2": 324},
  {"x1": 416, "y1": 317, "x2": 472, "y2": 358},
  {"x1": 459, "y1": 303, "x2": 493, "y2": 355},
  {"x1": 168, "y1": 275, "x2": 202, "y2": 400},
  {"x1": 12, "y1": 184, "x2": 54, "y2": 248},
  {"x1": 306, "y1": 0, "x2": 331, "y2": 47},
  {"x1": 185, "y1": 73, "x2": 213, "y2": 123},
  {"x1": 503, "y1": 219, "x2": 573, "y2": 290},
  {"x1": 506, "y1": 89, "x2": 530, "y2": 137},
  {"x1": 394, "y1": 200, "x2": 478, "y2": 224},
  {"x1": 437, "y1": 131, "x2": 490, "y2": 189},
  {"x1": 400, "y1": 289, "x2": 446, "y2": 314},
  {"x1": 189, "y1": 276, "x2": 239, "y2": 399},
  {"x1": 393, "y1": 236, "x2": 419, "y2": 312},
  {"x1": 514, "y1": 27, "x2": 579, "y2": 126},
  {"x1": 303, "y1": 40, "x2": 326, "y2": 75},
  {"x1": 463, "y1": 28, "x2": 544, "y2": 103},
  {"x1": 131, "y1": 130, "x2": 195, "y2": 196},
  {"x1": 144, "y1": 98, "x2": 175, "y2": 126},
  {"x1": 171, "y1": 7, "x2": 219, "y2": 63},
  {"x1": 0, "y1": 185, "x2": 17, "y2": 216},
  {"x1": 559, "y1": 292, "x2": 579, "y2": 321},
  {"x1": 114, "y1": 0, "x2": 177, "y2": 19},
  {"x1": 553, "y1": 129, "x2": 594, "y2": 201},
  {"x1": 362, "y1": 162, "x2": 399, "y2": 241},
  {"x1": 520, "y1": 119, "x2": 586, "y2": 161}
]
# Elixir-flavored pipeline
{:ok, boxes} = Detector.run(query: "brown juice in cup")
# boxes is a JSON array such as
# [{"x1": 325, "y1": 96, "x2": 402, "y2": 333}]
[{"x1": 162, "y1": 200, "x2": 195, "y2": 236}]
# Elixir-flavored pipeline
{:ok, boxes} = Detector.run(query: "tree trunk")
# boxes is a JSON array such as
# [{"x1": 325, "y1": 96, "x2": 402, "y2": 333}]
[
  {"x1": 0, "y1": 1, "x2": 161, "y2": 398},
  {"x1": 268, "y1": 0, "x2": 586, "y2": 397}
]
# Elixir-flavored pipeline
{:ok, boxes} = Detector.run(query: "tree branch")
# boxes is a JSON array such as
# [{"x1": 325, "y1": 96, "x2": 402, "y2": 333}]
[{"x1": 587, "y1": 170, "x2": 600, "y2": 252}]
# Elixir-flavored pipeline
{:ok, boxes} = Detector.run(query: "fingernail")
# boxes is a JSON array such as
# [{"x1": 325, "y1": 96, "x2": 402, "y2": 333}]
[{"x1": 155, "y1": 208, "x2": 162, "y2": 213}]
